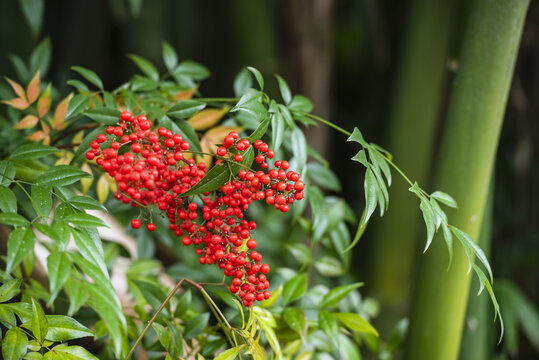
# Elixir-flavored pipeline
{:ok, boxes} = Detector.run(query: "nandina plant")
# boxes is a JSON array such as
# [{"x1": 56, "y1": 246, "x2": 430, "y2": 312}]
[{"x1": 0, "y1": 41, "x2": 500, "y2": 360}]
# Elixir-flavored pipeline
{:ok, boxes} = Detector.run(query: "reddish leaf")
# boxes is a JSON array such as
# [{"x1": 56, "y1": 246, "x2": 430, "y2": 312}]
[
  {"x1": 53, "y1": 93, "x2": 73, "y2": 130},
  {"x1": 14, "y1": 115, "x2": 39, "y2": 129},
  {"x1": 174, "y1": 87, "x2": 197, "y2": 100},
  {"x1": 2, "y1": 98, "x2": 30, "y2": 110},
  {"x1": 38, "y1": 84, "x2": 52, "y2": 118},
  {"x1": 27, "y1": 131, "x2": 48, "y2": 141},
  {"x1": 27, "y1": 71, "x2": 41, "y2": 104},
  {"x1": 4, "y1": 77, "x2": 26, "y2": 99}
]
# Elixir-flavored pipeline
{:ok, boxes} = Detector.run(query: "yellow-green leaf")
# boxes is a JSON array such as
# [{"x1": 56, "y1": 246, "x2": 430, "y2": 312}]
[
  {"x1": 188, "y1": 107, "x2": 229, "y2": 131},
  {"x1": 37, "y1": 84, "x2": 51, "y2": 118},
  {"x1": 214, "y1": 345, "x2": 245, "y2": 360}
]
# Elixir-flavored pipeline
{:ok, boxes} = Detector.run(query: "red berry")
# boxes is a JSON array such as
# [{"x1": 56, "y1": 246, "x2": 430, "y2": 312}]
[
  {"x1": 131, "y1": 219, "x2": 141, "y2": 229},
  {"x1": 147, "y1": 223, "x2": 156, "y2": 232}
]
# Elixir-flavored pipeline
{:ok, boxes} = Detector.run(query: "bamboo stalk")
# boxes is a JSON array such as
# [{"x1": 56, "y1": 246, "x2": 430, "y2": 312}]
[
  {"x1": 368, "y1": 0, "x2": 456, "y2": 332},
  {"x1": 404, "y1": 1, "x2": 529, "y2": 359}
]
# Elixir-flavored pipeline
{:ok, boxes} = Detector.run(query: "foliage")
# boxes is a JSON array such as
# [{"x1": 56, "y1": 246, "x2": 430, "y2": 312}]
[{"x1": 0, "y1": 37, "x2": 499, "y2": 359}]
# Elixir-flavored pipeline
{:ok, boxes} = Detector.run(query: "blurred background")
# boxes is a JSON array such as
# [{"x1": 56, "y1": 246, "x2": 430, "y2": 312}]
[{"x1": 0, "y1": 0, "x2": 537, "y2": 358}]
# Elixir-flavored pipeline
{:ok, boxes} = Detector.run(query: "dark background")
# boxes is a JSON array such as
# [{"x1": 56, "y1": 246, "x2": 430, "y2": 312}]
[{"x1": 0, "y1": 0, "x2": 537, "y2": 358}]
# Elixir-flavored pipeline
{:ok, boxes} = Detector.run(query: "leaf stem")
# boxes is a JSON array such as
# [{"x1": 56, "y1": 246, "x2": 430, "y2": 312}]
[{"x1": 297, "y1": 111, "x2": 352, "y2": 137}]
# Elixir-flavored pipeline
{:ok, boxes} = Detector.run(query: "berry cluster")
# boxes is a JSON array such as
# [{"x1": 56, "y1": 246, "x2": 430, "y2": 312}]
[{"x1": 86, "y1": 111, "x2": 305, "y2": 306}]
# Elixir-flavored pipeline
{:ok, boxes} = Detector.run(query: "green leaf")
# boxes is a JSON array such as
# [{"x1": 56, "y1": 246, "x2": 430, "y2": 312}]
[
  {"x1": 64, "y1": 279, "x2": 88, "y2": 316},
  {"x1": 362, "y1": 168, "x2": 378, "y2": 227},
  {"x1": 0, "y1": 186, "x2": 17, "y2": 213},
  {"x1": 19, "y1": 0, "x2": 44, "y2": 38},
  {"x1": 431, "y1": 191, "x2": 458, "y2": 208},
  {"x1": 43, "y1": 344, "x2": 99, "y2": 360},
  {"x1": 167, "y1": 100, "x2": 206, "y2": 119},
  {"x1": 347, "y1": 127, "x2": 368, "y2": 147},
  {"x1": 70, "y1": 196, "x2": 107, "y2": 212},
  {"x1": 65, "y1": 94, "x2": 91, "y2": 120},
  {"x1": 128, "y1": 54, "x2": 159, "y2": 81},
  {"x1": 215, "y1": 346, "x2": 245, "y2": 360},
  {"x1": 162, "y1": 42, "x2": 178, "y2": 70},
  {"x1": 0, "y1": 278, "x2": 22, "y2": 302},
  {"x1": 255, "y1": 308, "x2": 281, "y2": 357},
  {"x1": 320, "y1": 283, "x2": 364, "y2": 309},
  {"x1": 451, "y1": 227, "x2": 493, "y2": 282},
  {"x1": 29, "y1": 37, "x2": 51, "y2": 76},
  {"x1": 333, "y1": 312, "x2": 378, "y2": 336},
  {"x1": 283, "y1": 307, "x2": 306, "y2": 338},
  {"x1": 282, "y1": 273, "x2": 308, "y2": 305},
  {"x1": 368, "y1": 148, "x2": 392, "y2": 186},
  {"x1": 71, "y1": 66, "x2": 103, "y2": 89},
  {"x1": 45, "y1": 315, "x2": 93, "y2": 341},
  {"x1": 174, "y1": 290, "x2": 192, "y2": 317},
  {"x1": 275, "y1": 74, "x2": 292, "y2": 104},
  {"x1": 11, "y1": 144, "x2": 59, "y2": 160},
  {"x1": 6, "y1": 228, "x2": 35, "y2": 273},
  {"x1": 314, "y1": 256, "x2": 344, "y2": 277},
  {"x1": 286, "y1": 243, "x2": 311, "y2": 265},
  {"x1": 247, "y1": 66, "x2": 264, "y2": 90},
  {"x1": 36, "y1": 165, "x2": 91, "y2": 187},
  {"x1": 419, "y1": 198, "x2": 436, "y2": 253},
  {"x1": 64, "y1": 213, "x2": 108, "y2": 229},
  {"x1": 151, "y1": 322, "x2": 171, "y2": 350},
  {"x1": 0, "y1": 160, "x2": 16, "y2": 186},
  {"x1": 174, "y1": 60, "x2": 211, "y2": 80},
  {"x1": 278, "y1": 104, "x2": 295, "y2": 128},
  {"x1": 71, "y1": 229, "x2": 108, "y2": 279},
  {"x1": 47, "y1": 252, "x2": 70, "y2": 304},
  {"x1": 166, "y1": 319, "x2": 183, "y2": 358},
  {"x1": 184, "y1": 313, "x2": 210, "y2": 339},
  {"x1": 66, "y1": 79, "x2": 89, "y2": 93},
  {"x1": 31, "y1": 184, "x2": 52, "y2": 216},
  {"x1": 30, "y1": 298, "x2": 48, "y2": 342},
  {"x1": 0, "y1": 303, "x2": 17, "y2": 327},
  {"x1": 0, "y1": 212, "x2": 29, "y2": 227},
  {"x1": 290, "y1": 127, "x2": 307, "y2": 174},
  {"x1": 307, "y1": 162, "x2": 341, "y2": 192},
  {"x1": 132, "y1": 280, "x2": 169, "y2": 316},
  {"x1": 233, "y1": 68, "x2": 252, "y2": 97},
  {"x1": 84, "y1": 283, "x2": 125, "y2": 357},
  {"x1": 271, "y1": 109, "x2": 284, "y2": 152},
  {"x1": 289, "y1": 95, "x2": 313, "y2": 112},
  {"x1": 247, "y1": 117, "x2": 270, "y2": 142},
  {"x1": 2, "y1": 326, "x2": 28, "y2": 360},
  {"x1": 85, "y1": 108, "x2": 121, "y2": 125},
  {"x1": 3, "y1": 302, "x2": 32, "y2": 323},
  {"x1": 318, "y1": 310, "x2": 339, "y2": 347},
  {"x1": 181, "y1": 146, "x2": 254, "y2": 197}
]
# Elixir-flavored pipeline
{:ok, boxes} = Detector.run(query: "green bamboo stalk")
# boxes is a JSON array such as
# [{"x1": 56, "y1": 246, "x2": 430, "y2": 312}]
[
  {"x1": 368, "y1": 0, "x2": 456, "y2": 332},
  {"x1": 459, "y1": 180, "x2": 494, "y2": 360},
  {"x1": 404, "y1": 1, "x2": 529, "y2": 359}
]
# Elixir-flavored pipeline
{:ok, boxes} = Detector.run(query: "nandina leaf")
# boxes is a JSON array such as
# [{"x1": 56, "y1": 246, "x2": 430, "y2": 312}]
[
  {"x1": 0, "y1": 186, "x2": 17, "y2": 213},
  {"x1": 37, "y1": 83, "x2": 51, "y2": 118},
  {"x1": 167, "y1": 100, "x2": 206, "y2": 119},
  {"x1": 173, "y1": 86, "x2": 197, "y2": 100},
  {"x1": 2, "y1": 327, "x2": 28, "y2": 360},
  {"x1": 65, "y1": 94, "x2": 91, "y2": 120},
  {"x1": 4, "y1": 77, "x2": 26, "y2": 99},
  {"x1": 11, "y1": 144, "x2": 59, "y2": 160},
  {"x1": 333, "y1": 312, "x2": 378, "y2": 336},
  {"x1": 128, "y1": 54, "x2": 159, "y2": 81},
  {"x1": 247, "y1": 66, "x2": 264, "y2": 90},
  {"x1": 162, "y1": 41, "x2": 178, "y2": 70},
  {"x1": 13, "y1": 114, "x2": 39, "y2": 129},
  {"x1": 26, "y1": 71, "x2": 40, "y2": 104},
  {"x1": 431, "y1": 190, "x2": 458, "y2": 208},
  {"x1": 214, "y1": 345, "x2": 245, "y2": 360},
  {"x1": 85, "y1": 108, "x2": 121, "y2": 125},
  {"x1": 47, "y1": 252, "x2": 71, "y2": 304},
  {"x1": 320, "y1": 282, "x2": 364, "y2": 308},
  {"x1": 6, "y1": 228, "x2": 35, "y2": 274},
  {"x1": 2, "y1": 98, "x2": 29, "y2": 110},
  {"x1": 27, "y1": 130, "x2": 48, "y2": 142},
  {"x1": 30, "y1": 298, "x2": 48, "y2": 342},
  {"x1": 0, "y1": 278, "x2": 22, "y2": 303},
  {"x1": 181, "y1": 146, "x2": 254, "y2": 197},
  {"x1": 97, "y1": 174, "x2": 109, "y2": 204},
  {"x1": 44, "y1": 315, "x2": 94, "y2": 341},
  {"x1": 282, "y1": 273, "x2": 307, "y2": 305},
  {"x1": 0, "y1": 160, "x2": 16, "y2": 186},
  {"x1": 71, "y1": 66, "x2": 103, "y2": 89},
  {"x1": 188, "y1": 107, "x2": 229, "y2": 131},
  {"x1": 275, "y1": 74, "x2": 292, "y2": 104},
  {"x1": 36, "y1": 165, "x2": 91, "y2": 186},
  {"x1": 53, "y1": 93, "x2": 73, "y2": 129}
]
